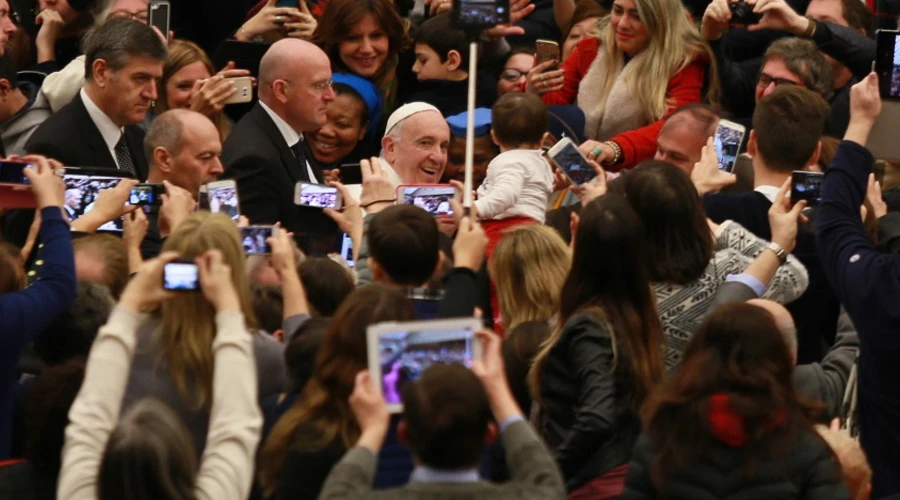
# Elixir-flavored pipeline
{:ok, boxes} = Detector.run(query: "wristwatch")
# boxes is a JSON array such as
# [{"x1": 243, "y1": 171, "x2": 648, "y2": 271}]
[{"x1": 766, "y1": 241, "x2": 788, "y2": 265}]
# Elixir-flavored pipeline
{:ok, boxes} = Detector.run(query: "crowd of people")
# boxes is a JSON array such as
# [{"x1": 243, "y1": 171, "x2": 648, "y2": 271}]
[{"x1": 0, "y1": 0, "x2": 899, "y2": 498}]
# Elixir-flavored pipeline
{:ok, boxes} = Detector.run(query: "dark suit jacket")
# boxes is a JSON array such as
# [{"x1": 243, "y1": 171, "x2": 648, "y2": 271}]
[
  {"x1": 317, "y1": 420, "x2": 566, "y2": 500},
  {"x1": 221, "y1": 103, "x2": 338, "y2": 254},
  {"x1": 24, "y1": 94, "x2": 148, "y2": 181}
]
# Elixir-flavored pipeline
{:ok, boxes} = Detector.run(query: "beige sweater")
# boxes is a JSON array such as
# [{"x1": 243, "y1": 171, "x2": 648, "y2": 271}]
[{"x1": 57, "y1": 307, "x2": 263, "y2": 499}]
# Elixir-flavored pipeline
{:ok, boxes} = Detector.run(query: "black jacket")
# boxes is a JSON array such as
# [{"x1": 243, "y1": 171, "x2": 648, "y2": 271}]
[
  {"x1": 25, "y1": 94, "x2": 148, "y2": 181},
  {"x1": 538, "y1": 312, "x2": 640, "y2": 491},
  {"x1": 619, "y1": 429, "x2": 850, "y2": 499}
]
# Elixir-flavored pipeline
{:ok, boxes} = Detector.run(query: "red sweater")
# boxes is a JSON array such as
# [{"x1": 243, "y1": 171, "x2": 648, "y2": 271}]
[{"x1": 542, "y1": 37, "x2": 709, "y2": 171}]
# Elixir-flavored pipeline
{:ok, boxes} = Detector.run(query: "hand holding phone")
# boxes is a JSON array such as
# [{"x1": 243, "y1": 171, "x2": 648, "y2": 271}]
[
  {"x1": 163, "y1": 260, "x2": 200, "y2": 291},
  {"x1": 712, "y1": 119, "x2": 746, "y2": 173},
  {"x1": 129, "y1": 183, "x2": 164, "y2": 206},
  {"x1": 453, "y1": 0, "x2": 510, "y2": 30},
  {"x1": 148, "y1": 0, "x2": 170, "y2": 36},
  {"x1": 295, "y1": 182, "x2": 342, "y2": 209},
  {"x1": 0, "y1": 160, "x2": 35, "y2": 186},
  {"x1": 791, "y1": 171, "x2": 824, "y2": 206},
  {"x1": 548, "y1": 137, "x2": 597, "y2": 186},
  {"x1": 241, "y1": 225, "x2": 279, "y2": 255},
  {"x1": 535, "y1": 39, "x2": 559, "y2": 69}
]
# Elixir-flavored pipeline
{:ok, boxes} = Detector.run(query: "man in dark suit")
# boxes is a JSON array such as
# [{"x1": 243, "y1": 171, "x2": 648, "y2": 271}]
[
  {"x1": 222, "y1": 38, "x2": 338, "y2": 254},
  {"x1": 318, "y1": 334, "x2": 566, "y2": 499},
  {"x1": 25, "y1": 18, "x2": 166, "y2": 181},
  {"x1": 702, "y1": 85, "x2": 837, "y2": 365}
]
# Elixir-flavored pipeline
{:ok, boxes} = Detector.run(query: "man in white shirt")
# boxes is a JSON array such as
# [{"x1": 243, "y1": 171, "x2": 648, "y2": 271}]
[
  {"x1": 221, "y1": 38, "x2": 339, "y2": 254},
  {"x1": 25, "y1": 17, "x2": 166, "y2": 180}
]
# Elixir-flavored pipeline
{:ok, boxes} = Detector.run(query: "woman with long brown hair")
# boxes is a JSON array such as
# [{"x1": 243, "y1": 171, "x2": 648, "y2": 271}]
[
  {"x1": 258, "y1": 284, "x2": 415, "y2": 499},
  {"x1": 528, "y1": 194, "x2": 665, "y2": 499},
  {"x1": 619, "y1": 303, "x2": 849, "y2": 499}
]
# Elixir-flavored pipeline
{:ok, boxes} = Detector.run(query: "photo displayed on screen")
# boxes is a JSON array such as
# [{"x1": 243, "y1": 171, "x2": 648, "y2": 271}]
[
  {"x1": 209, "y1": 185, "x2": 240, "y2": 220},
  {"x1": 892, "y1": 35, "x2": 900, "y2": 98},
  {"x1": 458, "y1": 0, "x2": 507, "y2": 26},
  {"x1": 553, "y1": 144, "x2": 596, "y2": 185},
  {"x1": 340, "y1": 233, "x2": 355, "y2": 268},
  {"x1": 164, "y1": 263, "x2": 199, "y2": 290},
  {"x1": 377, "y1": 328, "x2": 476, "y2": 404},
  {"x1": 402, "y1": 187, "x2": 455, "y2": 216},
  {"x1": 298, "y1": 184, "x2": 339, "y2": 208},
  {"x1": 129, "y1": 186, "x2": 157, "y2": 205},
  {"x1": 63, "y1": 175, "x2": 124, "y2": 231},
  {"x1": 713, "y1": 124, "x2": 743, "y2": 171},
  {"x1": 241, "y1": 227, "x2": 272, "y2": 255},
  {"x1": 0, "y1": 162, "x2": 33, "y2": 185},
  {"x1": 793, "y1": 173, "x2": 824, "y2": 204}
]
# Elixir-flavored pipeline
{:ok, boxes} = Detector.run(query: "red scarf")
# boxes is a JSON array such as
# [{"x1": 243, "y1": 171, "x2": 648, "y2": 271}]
[{"x1": 707, "y1": 393, "x2": 786, "y2": 447}]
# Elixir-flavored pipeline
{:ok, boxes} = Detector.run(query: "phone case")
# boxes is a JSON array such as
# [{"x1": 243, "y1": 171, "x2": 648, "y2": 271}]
[{"x1": 223, "y1": 76, "x2": 254, "y2": 105}]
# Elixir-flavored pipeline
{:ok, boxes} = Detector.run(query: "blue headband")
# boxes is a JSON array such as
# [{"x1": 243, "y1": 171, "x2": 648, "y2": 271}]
[{"x1": 332, "y1": 72, "x2": 383, "y2": 140}]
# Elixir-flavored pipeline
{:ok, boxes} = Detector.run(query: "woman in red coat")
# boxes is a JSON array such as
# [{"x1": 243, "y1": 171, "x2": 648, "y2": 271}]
[{"x1": 526, "y1": 0, "x2": 718, "y2": 171}]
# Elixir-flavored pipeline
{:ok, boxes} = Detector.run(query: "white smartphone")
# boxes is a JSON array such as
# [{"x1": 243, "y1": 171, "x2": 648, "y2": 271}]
[
  {"x1": 547, "y1": 137, "x2": 596, "y2": 186},
  {"x1": 713, "y1": 119, "x2": 746, "y2": 173},
  {"x1": 396, "y1": 184, "x2": 458, "y2": 217},
  {"x1": 223, "y1": 76, "x2": 254, "y2": 105},
  {"x1": 240, "y1": 225, "x2": 280, "y2": 255},
  {"x1": 294, "y1": 182, "x2": 342, "y2": 209},
  {"x1": 162, "y1": 261, "x2": 199, "y2": 291},
  {"x1": 206, "y1": 180, "x2": 240, "y2": 221},
  {"x1": 366, "y1": 318, "x2": 483, "y2": 413}
]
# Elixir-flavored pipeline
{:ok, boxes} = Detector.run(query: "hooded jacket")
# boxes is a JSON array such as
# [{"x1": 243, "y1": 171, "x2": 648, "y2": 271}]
[{"x1": 0, "y1": 82, "x2": 52, "y2": 156}]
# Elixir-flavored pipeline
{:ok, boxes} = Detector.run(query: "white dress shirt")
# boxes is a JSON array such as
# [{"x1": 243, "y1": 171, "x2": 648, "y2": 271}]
[
  {"x1": 754, "y1": 184, "x2": 780, "y2": 203},
  {"x1": 80, "y1": 88, "x2": 125, "y2": 169},
  {"x1": 258, "y1": 101, "x2": 318, "y2": 182}
]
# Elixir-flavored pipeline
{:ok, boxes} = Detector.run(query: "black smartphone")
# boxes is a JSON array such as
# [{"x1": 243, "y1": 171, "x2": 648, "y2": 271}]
[
  {"x1": 275, "y1": 0, "x2": 297, "y2": 7},
  {"x1": 875, "y1": 30, "x2": 900, "y2": 99},
  {"x1": 148, "y1": 0, "x2": 170, "y2": 36},
  {"x1": 162, "y1": 261, "x2": 200, "y2": 291},
  {"x1": 0, "y1": 160, "x2": 34, "y2": 185},
  {"x1": 728, "y1": 1, "x2": 762, "y2": 25},
  {"x1": 241, "y1": 225, "x2": 279, "y2": 255},
  {"x1": 129, "y1": 183, "x2": 164, "y2": 206},
  {"x1": 338, "y1": 163, "x2": 362, "y2": 185},
  {"x1": 791, "y1": 171, "x2": 824, "y2": 206},
  {"x1": 453, "y1": 0, "x2": 510, "y2": 30}
]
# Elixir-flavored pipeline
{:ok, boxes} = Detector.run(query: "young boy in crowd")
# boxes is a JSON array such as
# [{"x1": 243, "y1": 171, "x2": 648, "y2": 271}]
[
  {"x1": 408, "y1": 13, "x2": 497, "y2": 116},
  {"x1": 474, "y1": 92, "x2": 553, "y2": 256}
]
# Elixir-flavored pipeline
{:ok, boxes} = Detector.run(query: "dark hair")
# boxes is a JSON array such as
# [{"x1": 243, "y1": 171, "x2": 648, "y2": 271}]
[
  {"x1": 401, "y1": 364, "x2": 492, "y2": 469},
  {"x1": 312, "y1": 0, "x2": 411, "y2": 78},
  {"x1": 564, "y1": 0, "x2": 606, "y2": 40},
  {"x1": 839, "y1": 0, "x2": 873, "y2": 35},
  {"x1": 284, "y1": 317, "x2": 330, "y2": 393},
  {"x1": 83, "y1": 17, "x2": 167, "y2": 79},
  {"x1": 251, "y1": 284, "x2": 284, "y2": 335},
  {"x1": 618, "y1": 161, "x2": 714, "y2": 284},
  {"x1": 642, "y1": 303, "x2": 821, "y2": 490},
  {"x1": 414, "y1": 13, "x2": 470, "y2": 68},
  {"x1": 72, "y1": 234, "x2": 129, "y2": 298},
  {"x1": 762, "y1": 38, "x2": 833, "y2": 100},
  {"x1": 817, "y1": 135, "x2": 841, "y2": 172},
  {"x1": 34, "y1": 281, "x2": 114, "y2": 366},
  {"x1": 333, "y1": 82, "x2": 371, "y2": 125},
  {"x1": 530, "y1": 194, "x2": 665, "y2": 409},
  {"x1": 0, "y1": 241, "x2": 24, "y2": 294},
  {"x1": 98, "y1": 399, "x2": 196, "y2": 500},
  {"x1": 503, "y1": 321, "x2": 551, "y2": 414},
  {"x1": 367, "y1": 205, "x2": 440, "y2": 286},
  {"x1": 752, "y1": 86, "x2": 830, "y2": 173},
  {"x1": 24, "y1": 360, "x2": 85, "y2": 478},
  {"x1": 299, "y1": 257, "x2": 355, "y2": 317},
  {"x1": 492, "y1": 92, "x2": 548, "y2": 146},
  {"x1": 0, "y1": 53, "x2": 18, "y2": 87}
]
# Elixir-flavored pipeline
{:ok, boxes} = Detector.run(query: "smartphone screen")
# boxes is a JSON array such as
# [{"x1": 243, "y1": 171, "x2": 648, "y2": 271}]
[
  {"x1": 241, "y1": 226, "x2": 275, "y2": 255},
  {"x1": 148, "y1": 1, "x2": 170, "y2": 35},
  {"x1": 713, "y1": 120, "x2": 746, "y2": 173},
  {"x1": 338, "y1": 163, "x2": 362, "y2": 185},
  {"x1": 207, "y1": 182, "x2": 240, "y2": 221},
  {"x1": 0, "y1": 161, "x2": 34, "y2": 185},
  {"x1": 454, "y1": 0, "x2": 510, "y2": 28},
  {"x1": 163, "y1": 261, "x2": 199, "y2": 291},
  {"x1": 550, "y1": 141, "x2": 596, "y2": 186},
  {"x1": 791, "y1": 171, "x2": 824, "y2": 206},
  {"x1": 294, "y1": 183, "x2": 341, "y2": 208},
  {"x1": 63, "y1": 174, "x2": 125, "y2": 232},
  {"x1": 339, "y1": 232, "x2": 355, "y2": 268},
  {"x1": 198, "y1": 185, "x2": 210, "y2": 211},
  {"x1": 129, "y1": 184, "x2": 163, "y2": 206},
  {"x1": 398, "y1": 185, "x2": 456, "y2": 216},
  {"x1": 875, "y1": 30, "x2": 900, "y2": 99}
]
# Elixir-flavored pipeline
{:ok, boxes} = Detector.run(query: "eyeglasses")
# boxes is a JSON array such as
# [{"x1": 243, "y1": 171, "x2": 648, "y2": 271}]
[
  {"x1": 499, "y1": 69, "x2": 527, "y2": 82},
  {"x1": 757, "y1": 72, "x2": 800, "y2": 89},
  {"x1": 107, "y1": 9, "x2": 149, "y2": 22},
  {"x1": 275, "y1": 78, "x2": 334, "y2": 92}
]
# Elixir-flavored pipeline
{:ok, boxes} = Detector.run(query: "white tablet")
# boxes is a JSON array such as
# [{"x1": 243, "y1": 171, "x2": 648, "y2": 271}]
[{"x1": 366, "y1": 318, "x2": 483, "y2": 413}]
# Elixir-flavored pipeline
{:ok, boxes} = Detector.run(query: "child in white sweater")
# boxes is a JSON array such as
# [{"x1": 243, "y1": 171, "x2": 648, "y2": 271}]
[{"x1": 474, "y1": 93, "x2": 553, "y2": 236}]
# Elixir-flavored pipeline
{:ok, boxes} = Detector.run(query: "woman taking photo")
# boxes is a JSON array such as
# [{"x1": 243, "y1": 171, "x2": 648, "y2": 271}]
[
  {"x1": 258, "y1": 284, "x2": 415, "y2": 499},
  {"x1": 529, "y1": 194, "x2": 665, "y2": 498},
  {"x1": 619, "y1": 303, "x2": 849, "y2": 499},
  {"x1": 618, "y1": 161, "x2": 808, "y2": 369},
  {"x1": 312, "y1": 0, "x2": 415, "y2": 132},
  {"x1": 528, "y1": 0, "x2": 716, "y2": 170}
]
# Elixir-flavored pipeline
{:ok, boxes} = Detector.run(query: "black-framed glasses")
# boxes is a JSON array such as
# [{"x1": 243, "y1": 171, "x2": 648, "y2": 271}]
[
  {"x1": 500, "y1": 68, "x2": 527, "y2": 82},
  {"x1": 757, "y1": 72, "x2": 800, "y2": 89}
]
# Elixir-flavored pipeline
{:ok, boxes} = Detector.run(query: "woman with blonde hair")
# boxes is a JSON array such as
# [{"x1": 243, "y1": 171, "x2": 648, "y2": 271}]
[
  {"x1": 153, "y1": 39, "x2": 251, "y2": 140},
  {"x1": 490, "y1": 224, "x2": 571, "y2": 330},
  {"x1": 527, "y1": 0, "x2": 717, "y2": 171},
  {"x1": 116, "y1": 211, "x2": 284, "y2": 458}
]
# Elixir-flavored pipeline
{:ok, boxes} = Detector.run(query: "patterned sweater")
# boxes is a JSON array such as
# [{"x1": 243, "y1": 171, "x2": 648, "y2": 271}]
[{"x1": 655, "y1": 220, "x2": 809, "y2": 369}]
